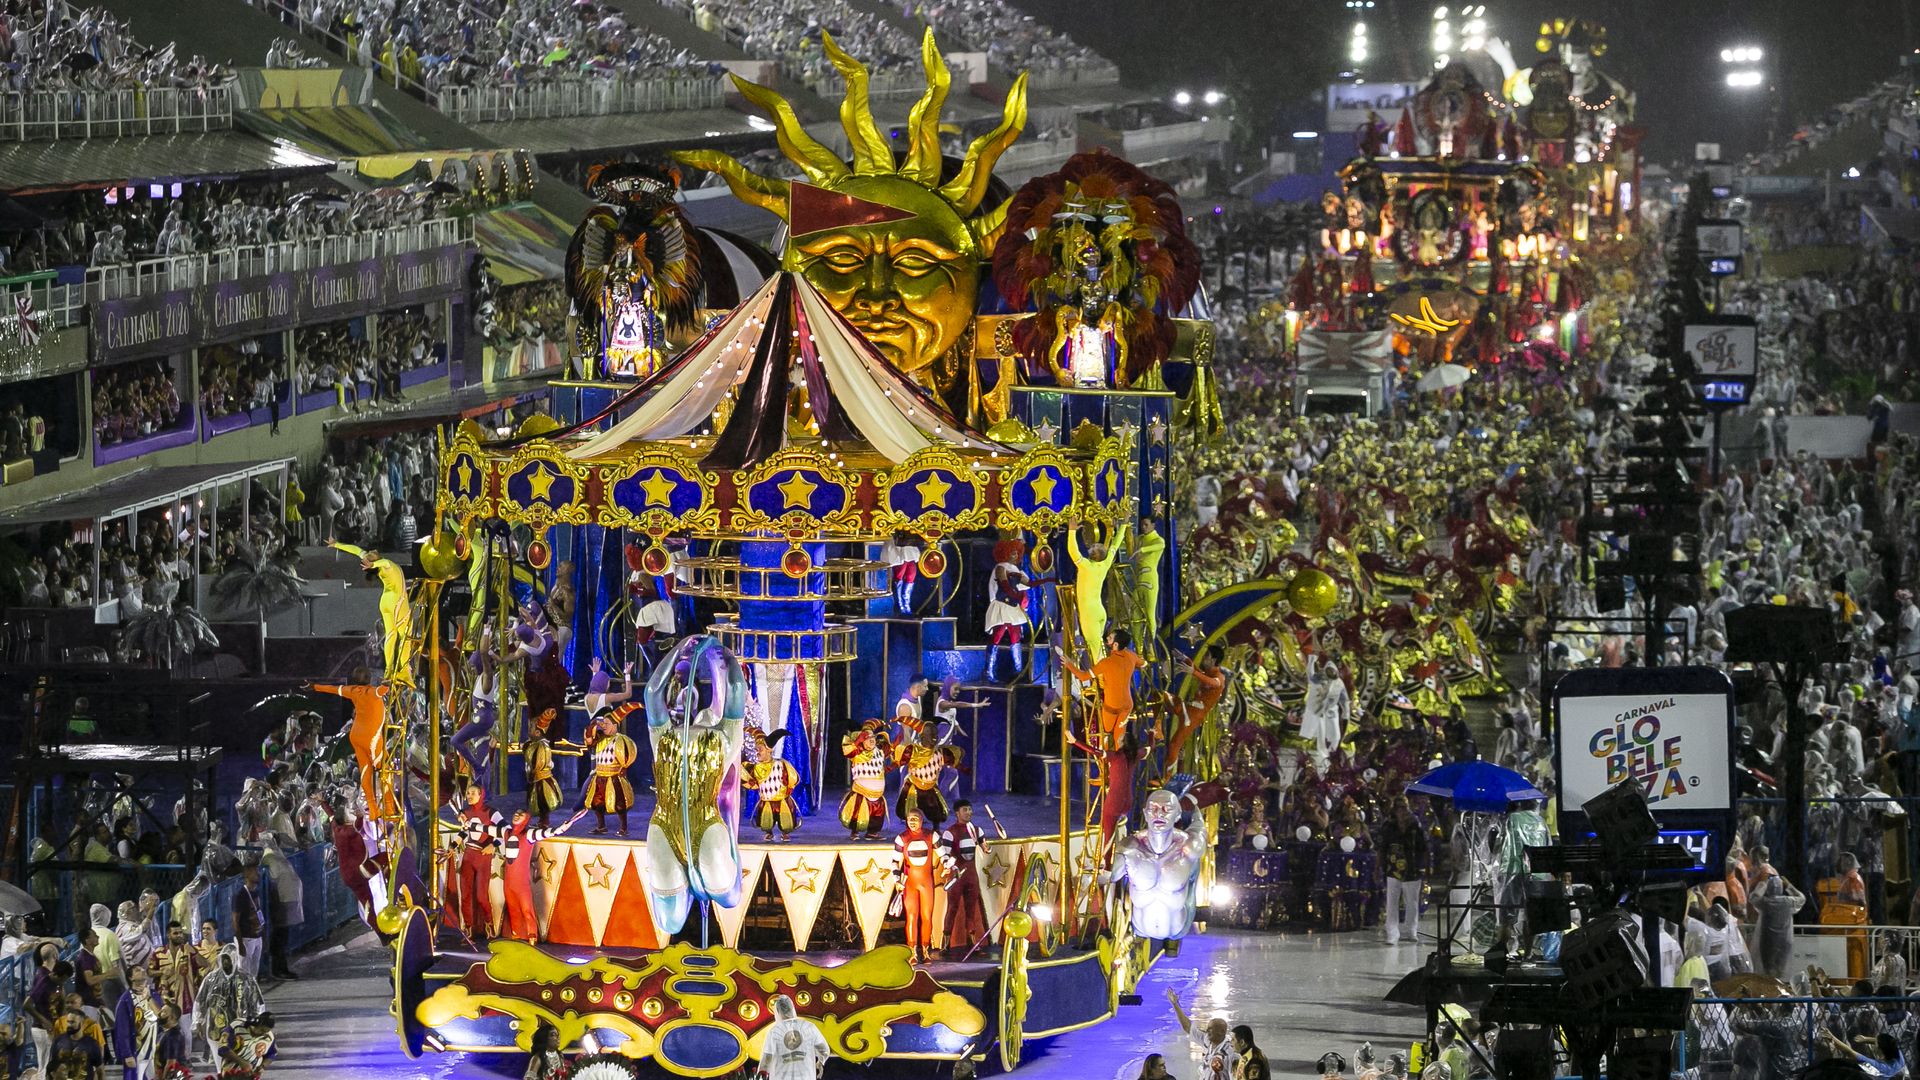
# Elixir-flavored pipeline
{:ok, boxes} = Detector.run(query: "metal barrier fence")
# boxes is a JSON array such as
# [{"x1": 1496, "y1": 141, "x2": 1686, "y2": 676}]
[
  {"x1": 82, "y1": 216, "x2": 473, "y2": 304},
  {"x1": 435, "y1": 74, "x2": 728, "y2": 123},
  {"x1": 246, "y1": 0, "x2": 441, "y2": 103},
  {"x1": 800, "y1": 67, "x2": 930, "y2": 101},
  {"x1": 1679, "y1": 996, "x2": 1911, "y2": 1080},
  {"x1": 1023, "y1": 62, "x2": 1121, "y2": 90},
  {"x1": 0, "y1": 273, "x2": 85, "y2": 331},
  {"x1": 0, "y1": 85, "x2": 234, "y2": 141}
]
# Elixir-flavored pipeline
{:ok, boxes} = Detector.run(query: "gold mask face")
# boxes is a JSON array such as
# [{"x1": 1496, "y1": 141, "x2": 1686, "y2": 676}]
[{"x1": 787, "y1": 176, "x2": 979, "y2": 379}]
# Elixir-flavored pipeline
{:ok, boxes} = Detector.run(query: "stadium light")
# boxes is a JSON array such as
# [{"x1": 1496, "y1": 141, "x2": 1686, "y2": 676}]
[
  {"x1": 1725, "y1": 70, "x2": 1763, "y2": 88},
  {"x1": 1203, "y1": 89, "x2": 1224, "y2": 106},
  {"x1": 1173, "y1": 89, "x2": 1193, "y2": 106}
]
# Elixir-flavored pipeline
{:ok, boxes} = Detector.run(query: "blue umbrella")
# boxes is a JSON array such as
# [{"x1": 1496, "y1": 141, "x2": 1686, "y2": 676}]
[{"x1": 1407, "y1": 760, "x2": 1545, "y2": 813}]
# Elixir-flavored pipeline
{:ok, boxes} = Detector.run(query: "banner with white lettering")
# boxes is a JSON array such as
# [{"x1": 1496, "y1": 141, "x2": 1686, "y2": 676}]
[
  {"x1": 92, "y1": 290, "x2": 194, "y2": 365},
  {"x1": 1557, "y1": 693, "x2": 1732, "y2": 811}
]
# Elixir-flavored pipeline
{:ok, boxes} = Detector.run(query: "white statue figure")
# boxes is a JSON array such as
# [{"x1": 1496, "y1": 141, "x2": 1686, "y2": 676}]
[
  {"x1": 642, "y1": 635, "x2": 748, "y2": 936},
  {"x1": 1104, "y1": 786, "x2": 1221, "y2": 942},
  {"x1": 1300, "y1": 655, "x2": 1351, "y2": 768}
]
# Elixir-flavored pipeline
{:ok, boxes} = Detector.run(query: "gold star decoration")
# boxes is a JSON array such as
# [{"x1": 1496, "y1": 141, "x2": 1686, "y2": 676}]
[
  {"x1": 1033, "y1": 418, "x2": 1059, "y2": 444},
  {"x1": 1026, "y1": 468, "x2": 1059, "y2": 508},
  {"x1": 784, "y1": 857, "x2": 822, "y2": 894},
  {"x1": 1151, "y1": 494, "x2": 1166, "y2": 517},
  {"x1": 583, "y1": 853, "x2": 615, "y2": 889},
  {"x1": 776, "y1": 470, "x2": 819, "y2": 510},
  {"x1": 852, "y1": 857, "x2": 892, "y2": 894},
  {"x1": 1114, "y1": 421, "x2": 1138, "y2": 448},
  {"x1": 1148, "y1": 415, "x2": 1167, "y2": 444},
  {"x1": 539, "y1": 848, "x2": 561, "y2": 885},
  {"x1": 1150, "y1": 461, "x2": 1166, "y2": 482},
  {"x1": 457, "y1": 457, "x2": 480, "y2": 493},
  {"x1": 981, "y1": 847, "x2": 1010, "y2": 889},
  {"x1": 1181, "y1": 622, "x2": 1207, "y2": 646},
  {"x1": 637, "y1": 468, "x2": 678, "y2": 508},
  {"x1": 525, "y1": 463, "x2": 558, "y2": 502},
  {"x1": 914, "y1": 471, "x2": 953, "y2": 509}
]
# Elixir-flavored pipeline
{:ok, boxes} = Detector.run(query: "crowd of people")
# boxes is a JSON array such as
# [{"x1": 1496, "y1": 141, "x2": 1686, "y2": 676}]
[
  {"x1": 889, "y1": 0, "x2": 1106, "y2": 74},
  {"x1": 0, "y1": 1, "x2": 234, "y2": 97},
  {"x1": 262, "y1": 0, "x2": 714, "y2": 93},
  {"x1": 302, "y1": 432, "x2": 439, "y2": 552},
  {"x1": 676, "y1": 0, "x2": 919, "y2": 78},
  {"x1": 90, "y1": 361, "x2": 186, "y2": 448},
  {"x1": 291, "y1": 306, "x2": 447, "y2": 409}
]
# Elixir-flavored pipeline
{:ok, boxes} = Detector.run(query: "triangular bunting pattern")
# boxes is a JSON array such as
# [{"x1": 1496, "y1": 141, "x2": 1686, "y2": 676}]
[
  {"x1": 601, "y1": 850, "x2": 661, "y2": 950},
  {"x1": 838, "y1": 848, "x2": 898, "y2": 953},
  {"x1": 764, "y1": 847, "x2": 831, "y2": 950},
  {"x1": 543, "y1": 847, "x2": 594, "y2": 946},
  {"x1": 578, "y1": 843, "x2": 630, "y2": 944},
  {"x1": 977, "y1": 840, "x2": 1026, "y2": 943},
  {"x1": 710, "y1": 848, "x2": 768, "y2": 948}
]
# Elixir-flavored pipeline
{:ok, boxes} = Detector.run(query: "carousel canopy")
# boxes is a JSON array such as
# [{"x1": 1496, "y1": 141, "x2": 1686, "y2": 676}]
[{"x1": 567, "y1": 271, "x2": 1005, "y2": 468}]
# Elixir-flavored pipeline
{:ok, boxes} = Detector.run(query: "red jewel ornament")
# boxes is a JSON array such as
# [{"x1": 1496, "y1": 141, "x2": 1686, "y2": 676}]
[
  {"x1": 918, "y1": 547, "x2": 946, "y2": 578},
  {"x1": 453, "y1": 532, "x2": 471, "y2": 560},
  {"x1": 640, "y1": 543, "x2": 672, "y2": 576},
  {"x1": 781, "y1": 546, "x2": 813, "y2": 578},
  {"x1": 527, "y1": 538, "x2": 551, "y2": 570}
]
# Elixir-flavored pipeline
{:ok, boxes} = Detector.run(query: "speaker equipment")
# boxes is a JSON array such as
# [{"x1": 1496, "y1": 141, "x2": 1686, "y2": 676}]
[
  {"x1": 1559, "y1": 909, "x2": 1648, "y2": 1008},
  {"x1": 1582, "y1": 780, "x2": 1658, "y2": 856}
]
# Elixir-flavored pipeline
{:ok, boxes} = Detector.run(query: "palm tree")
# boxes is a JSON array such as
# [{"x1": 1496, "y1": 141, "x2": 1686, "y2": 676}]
[
  {"x1": 120, "y1": 601, "x2": 220, "y2": 672},
  {"x1": 211, "y1": 541, "x2": 306, "y2": 674}
]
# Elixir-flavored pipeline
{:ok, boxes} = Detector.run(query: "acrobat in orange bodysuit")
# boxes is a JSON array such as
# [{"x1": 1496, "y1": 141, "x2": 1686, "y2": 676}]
[
  {"x1": 891, "y1": 809, "x2": 939, "y2": 963},
  {"x1": 1059, "y1": 627, "x2": 1147, "y2": 747}
]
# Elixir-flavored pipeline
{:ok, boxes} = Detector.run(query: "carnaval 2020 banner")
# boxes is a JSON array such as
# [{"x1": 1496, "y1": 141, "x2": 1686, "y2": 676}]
[
  {"x1": 1558, "y1": 692, "x2": 1732, "y2": 811},
  {"x1": 91, "y1": 243, "x2": 470, "y2": 364}
]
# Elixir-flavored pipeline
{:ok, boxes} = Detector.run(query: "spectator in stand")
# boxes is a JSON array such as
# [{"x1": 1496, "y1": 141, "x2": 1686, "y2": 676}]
[{"x1": 233, "y1": 864, "x2": 265, "y2": 979}]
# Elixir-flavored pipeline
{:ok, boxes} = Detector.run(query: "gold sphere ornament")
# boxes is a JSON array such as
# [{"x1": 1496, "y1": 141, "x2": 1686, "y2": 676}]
[
  {"x1": 419, "y1": 531, "x2": 467, "y2": 582},
  {"x1": 1002, "y1": 910, "x2": 1035, "y2": 939},
  {"x1": 1287, "y1": 568, "x2": 1340, "y2": 619},
  {"x1": 374, "y1": 904, "x2": 408, "y2": 939}
]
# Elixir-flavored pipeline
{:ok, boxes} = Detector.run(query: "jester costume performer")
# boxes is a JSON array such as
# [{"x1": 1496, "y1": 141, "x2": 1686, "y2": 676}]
[
  {"x1": 328, "y1": 541, "x2": 414, "y2": 685},
  {"x1": 892, "y1": 719, "x2": 962, "y2": 829},
  {"x1": 841, "y1": 720, "x2": 891, "y2": 839},
  {"x1": 746, "y1": 727, "x2": 800, "y2": 842},
  {"x1": 582, "y1": 708, "x2": 639, "y2": 834},
  {"x1": 521, "y1": 708, "x2": 579, "y2": 828}
]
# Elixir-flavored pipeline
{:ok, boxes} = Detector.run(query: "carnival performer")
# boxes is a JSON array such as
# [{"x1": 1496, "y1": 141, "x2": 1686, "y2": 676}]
[
  {"x1": 938, "y1": 800, "x2": 989, "y2": 955},
  {"x1": 1168, "y1": 646, "x2": 1229, "y2": 765},
  {"x1": 986, "y1": 538, "x2": 1032, "y2": 683},
  {"x1": 1300, "y1": 655, "x2": 1351, "y2": 768},
  {"x1": 447, "y1": 780, "x2": 505, "y2": 939},
  {"x1": 582, "y1": 709, "x2": 639, "y2": 836},
  {"x1": 1378, "y1": 797, "x2": 1428, "y2": 946},
  {"x1": 1058, "y1": 629, "x2": 1148, "y2": 748},
  {"x1": 150, "y1": 924, "x2": 203, "y2": 1059},
  {"x1": 840, "y1": 720, "x2": 892, "y2": 839},
  {"x1": 193, "y1": 944, "x2": 263, "y2": 1063},
  {"x1": 1104, "y1": 783, "x2": 1225, "y2": 944},
  {"x1": 520, "y1": 708, "x2": 584, "y2": 829},
  {"x1": 1074, "y1": 723, "x2": 1152, "y2": 849},
  {"x1": 327, "y1": 540, "x2": 414, "y2": 685},
  {"x1": 453, "y1": 627, "x2": 502, "y2": 778},
  {"x1": 892, "y1": 719, "x2": 962, "y2": 829},
  {"x1": 643, "y1": 636, "x2": 749, "y2": 935},
  {"x1": 309, "y1": 668, "x2": 395, "y2": 819},
  {"x1": 632, "y1": 579, "x2": 678, "y2": 666},
  {"x1": 755, "y1": 993, "x2": 831, "y2": 1080},
  {"x1": 503, "y1": 599, "x2": 571, "y2": 725},
  {"x1": 1134, "y1": 516, "x2": 1167, "y2": 656},
  {"x1": 501, "y1": 808, "x2": 585, "y2": 943},
  {"x1": 745, "y1": 728, "x2": 801, "y2": 842},
  {"x1": 894, "y1": 673, "x2": 929, "y2": 731},
  {"x1": 890, "y1": 808, "x2": 940, "y2": 963},
  {"x1": 931, "y1": 677, "x2": 984, "y2": 747},
  {"x1": 113, "y1": 964, "x2": 162, "y2": 1080},
  {"x1": 329, "y1": 809, "x2": 380, "y2": 919},
  {"x1": 882, "y1": 530, "x2": 922, "y2": 615},
  {"x1": 1067, "y1": 517, "x2": 1128, "y2": 658}
]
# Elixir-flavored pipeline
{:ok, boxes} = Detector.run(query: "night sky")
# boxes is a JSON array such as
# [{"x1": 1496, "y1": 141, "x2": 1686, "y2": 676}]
[{"x1": 1016, "y1": 0, "x2": 1918, "y2": 164}]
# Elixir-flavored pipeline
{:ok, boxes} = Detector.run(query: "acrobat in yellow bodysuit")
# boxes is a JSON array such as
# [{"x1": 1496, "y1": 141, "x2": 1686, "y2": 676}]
[
  {"x1": 330, "y1": 540, "x2": 416, "y2": 686},
  {"x1": 1068, "y1": 520, "x2": 1128, "y2": 660}
]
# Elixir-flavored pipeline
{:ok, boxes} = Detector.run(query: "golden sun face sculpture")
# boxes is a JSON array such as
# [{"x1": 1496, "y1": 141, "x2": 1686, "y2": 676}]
[{"x1": 675, "y1": 31, "x2": 1026, "y2": 400}]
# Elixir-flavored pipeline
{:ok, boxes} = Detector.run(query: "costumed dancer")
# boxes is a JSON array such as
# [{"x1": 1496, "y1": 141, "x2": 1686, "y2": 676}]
[
  {"x1": 745, "y1": 727, "x2": 800, "y2": 842},
  {"x1": 1074, "y1": 723, "x2": 1151, "y2": 850},
  {"x1": 447, "y1": 779, "x2": 505, "y2": 940},
  {"x1": 1134, "y1": 516, "x2": 1167, "y2": 657},
  {"x1": 192, "y1": 944, "x2": 263, "y2": 1067},
  {"x1": 453, "y1": 627, "x2": 501, "y2": 777},
  {"x1": 986, "y1": 538, "x2": 1032, "y2": 683},
  {"x1": 114, "y1": 964, "x2": 162, "y2": 1080},
  {"x1": 1300, "y1": 655, "x2": 1351, "y2": 768},
  {"x1": 938, "y1": 800, "x2": 989, "y2": 956},
  {"x1": 1168, "y1": 646, "x2": 1228, "y2": 765},
  {"x1": 632, "y1": 579, "x2": 678, "y2": 668},
  {"x1": 501, "y1": 808, "x2": 586, "y2": 943},
  {"x1": 584, "y1": 656, "x2": 637, "y2": 714},
  {"x1": 581, "y1": 709, "x2": 638, "y2": 835},
  {"x1": 1057, "y1": 628, "x2": 1147, "y2": 749},
  {"x1": 840, "y1": 720, "x2": 892, "y2": 839},
  {"x1": 327, "y1": 540, "x2": 414, "y2": 684},
  {"x1": 328, "y1": 809, "x2": 382, "y2": 920},
  {"x1": 309, "y1": 669, "x2": 395, "y2": 819},
  {"x1": 892, "y1": 718, "x2": 963, "y2": 830},
  {"x1": 520, "y1": 708, "x2": 584, "y2": 829},
  {"x1": 931, "y1": 677, "x2": 984, "y2": 747},
  {"x1": 1067, "y1": 517, "x2": 1127, "y2": 659},
  {"x1": 894, "y1": 674, "x2": 929, "y2": 733},
  {"x1": 883, "y1": 530, "x2": 921, "y2": 615},
  {"x1": 504, "y1": 598, "x2": 571, "y2": 727},
  {"x1": 150, "y1": 924, "x2": 203, "y2": 1064},
  {"x1": 642, "y1": 636, "x2": 749, "y2": 936},
  {"x1": 890, "y1": 808, "x2": 939, "y2": 963}
]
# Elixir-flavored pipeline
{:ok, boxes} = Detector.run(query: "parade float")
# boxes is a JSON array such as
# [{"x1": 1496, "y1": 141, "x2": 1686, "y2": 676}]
[
  {"x1": 1284, "y1": 16, "x2": 1641, "y2": 413},
  {"x1": 345, "y1": 31, "x2": 1228, "y2": 1077}
]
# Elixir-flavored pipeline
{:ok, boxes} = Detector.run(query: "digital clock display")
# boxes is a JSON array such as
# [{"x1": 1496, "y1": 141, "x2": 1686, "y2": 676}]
[
  {"x1": 1699, "y1": 380, "x2": 1750, "y2": 404},
  {"x1": 1706, "y1": 257, "x2": 1740, "y2": 276},
  {"x1": 1573, "y1": 828, "x2": 1718, "y2": 871}
]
